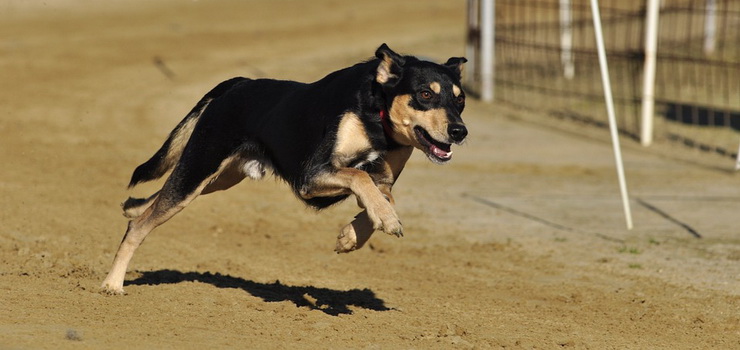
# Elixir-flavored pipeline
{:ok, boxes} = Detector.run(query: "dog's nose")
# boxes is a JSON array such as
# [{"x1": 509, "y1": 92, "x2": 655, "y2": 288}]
[{"x1": 448, "y1": 124, "x2": 468, "y2": 143}]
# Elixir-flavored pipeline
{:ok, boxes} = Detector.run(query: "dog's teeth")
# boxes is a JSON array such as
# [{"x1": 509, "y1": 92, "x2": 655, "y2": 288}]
[{"x1": 431, "y1": 145, "x2": 452, "y2": 159}]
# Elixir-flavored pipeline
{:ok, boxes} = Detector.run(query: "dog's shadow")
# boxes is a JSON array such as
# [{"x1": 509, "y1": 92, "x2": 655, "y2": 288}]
[{"x1": 126, "y1": 270, "x2": 392, "y2": 316}]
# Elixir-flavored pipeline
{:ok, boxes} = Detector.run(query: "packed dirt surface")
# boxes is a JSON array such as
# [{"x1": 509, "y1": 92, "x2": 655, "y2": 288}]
[{"x1": 1, "y1": 0, "x2": 738, "y2": 348}]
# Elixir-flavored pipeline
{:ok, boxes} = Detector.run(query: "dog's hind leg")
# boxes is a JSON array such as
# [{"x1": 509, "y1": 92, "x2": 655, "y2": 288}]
[
  {"x1": 119, "y1": 154, "x2": 259, "y2": 219},
  {"x1": 101, "y1": 151, "x2": 238, "y2": 294},
  {"x1": 200, "y1": 157, "x2": 255, "y2": 195},
  {"x1": 102, "y1": 196, "x2": 195, "y2": 294}
]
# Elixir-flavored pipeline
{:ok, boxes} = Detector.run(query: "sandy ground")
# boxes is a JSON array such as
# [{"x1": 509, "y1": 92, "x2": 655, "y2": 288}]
[{"x1": 1, "y1": 0, "x2": 739, "y2": 348}]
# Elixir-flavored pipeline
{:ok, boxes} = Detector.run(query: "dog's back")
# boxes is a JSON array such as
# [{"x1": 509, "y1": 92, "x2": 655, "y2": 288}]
[{"x1": 126, "y1": 60, "x2": 385, "y2": 207}]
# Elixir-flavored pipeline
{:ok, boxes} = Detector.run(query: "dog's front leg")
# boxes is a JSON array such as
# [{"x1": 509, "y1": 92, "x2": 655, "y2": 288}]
[
  {"x1": 301, "y1": 168, "x2": 402, "y2": 237},
  {"x1": 337, "y1": 182, "x2": 399, "y2": 252},
  {"x1": 335, "y1": 210, "x2": 374, "y2": 253}
]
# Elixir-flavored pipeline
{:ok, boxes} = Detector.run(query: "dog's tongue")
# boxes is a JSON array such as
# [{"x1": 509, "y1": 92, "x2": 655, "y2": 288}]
[{"x1": 430, "y1": 144, "x2": 452, "y2": 159}]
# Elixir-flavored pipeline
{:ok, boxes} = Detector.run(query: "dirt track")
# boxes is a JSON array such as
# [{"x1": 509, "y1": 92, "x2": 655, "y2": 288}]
[{"x1": 1, "y1": 1, "x2": 739, "y2": 348}]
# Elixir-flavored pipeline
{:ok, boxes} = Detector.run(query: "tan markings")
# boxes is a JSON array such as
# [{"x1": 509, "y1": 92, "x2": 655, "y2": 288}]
[
  {"x1": 422, "y1": 108, "x2": 449, "y2": 142},
  {"x1": 170, "y1": 116, "x2": 198, "y2": 154},
  {"x1": 201, "y1": 156, "x2": 247, "y2": 195},
  {"x1": 332, "y1": 112, "x2": 372, "y2": 168},
  {"x1": 161, "y1": 100, "x2": 210, "y2": 172},
  {"x1": 376, "y1": 56, "x2": 397, "y2": 84},
  {"x1": 384, "y1": 146, "x2": 413, "y2": 181},
  {"x1": 389, "y1": 95, "x2": 450, "y2": 147},
  {"x1": 299, "y1": 170, "x2": 360, "y2": 199},
  {"x1": 453, "y1": 85, "x2": 462, "y2": 97},
  {"x1": 388, "y1": 95, "x2": 416, "y2": 145},
  {"x1": 122, "y1": 191, "x2": 160, "y2": 218},
  {"x1": 430, "y1": 82, "x2": 441, "y2": 94}
]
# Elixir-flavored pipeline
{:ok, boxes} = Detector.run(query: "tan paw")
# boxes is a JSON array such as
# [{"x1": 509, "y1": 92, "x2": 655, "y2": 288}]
[
  {"x1": 335, "y1": 226, "x2": 358, "y2": 253},
  {"x1": 366, "y1": 204, "x2": 403, "y2": 237},
  {"x1": 100, "y1": 283, "x2": 126, "y2": 295}
]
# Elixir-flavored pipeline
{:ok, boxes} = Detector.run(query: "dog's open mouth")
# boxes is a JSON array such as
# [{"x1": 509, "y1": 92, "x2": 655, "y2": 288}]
[{"x1": 414, "y1": 126, "x2": 452, "y2": 162}]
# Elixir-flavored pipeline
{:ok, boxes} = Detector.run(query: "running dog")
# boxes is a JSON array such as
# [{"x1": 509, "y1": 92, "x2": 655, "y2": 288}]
[{"x1": 101, "y1": 44, "x2": 468, "y2": 294}]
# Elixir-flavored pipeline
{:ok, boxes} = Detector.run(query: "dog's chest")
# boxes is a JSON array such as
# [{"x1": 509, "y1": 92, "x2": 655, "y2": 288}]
[{"x1": 331, "y1": 112, "x2": 380, "y2": 169}]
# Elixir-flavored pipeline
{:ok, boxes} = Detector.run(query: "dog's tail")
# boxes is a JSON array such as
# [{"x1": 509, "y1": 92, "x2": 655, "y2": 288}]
[{"x1": 127, "y1": 77, "x2": 248, "y2": 188}]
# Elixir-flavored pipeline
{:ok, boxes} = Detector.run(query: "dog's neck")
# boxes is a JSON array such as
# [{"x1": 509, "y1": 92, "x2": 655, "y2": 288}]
[
  {"x1": 379, "y1": 109, "x2": 405, "y2": 149},
  {"x1": 379, "y1": 109, "x2": 395, "y2": 141}
]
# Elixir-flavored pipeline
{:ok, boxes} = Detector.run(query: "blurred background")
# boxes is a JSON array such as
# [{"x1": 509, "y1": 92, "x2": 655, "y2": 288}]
[{"x1": 467, "y1": 0, "x2": 739, "y2": 169}]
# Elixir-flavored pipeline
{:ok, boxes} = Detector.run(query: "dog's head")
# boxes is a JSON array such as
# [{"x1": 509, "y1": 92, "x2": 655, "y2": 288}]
[{"x1": 375, "y1": 44, "x2": 468, "y2": 163}]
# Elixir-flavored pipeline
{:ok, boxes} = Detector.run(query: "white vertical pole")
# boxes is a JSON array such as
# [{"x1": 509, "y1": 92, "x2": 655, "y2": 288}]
[
  {"x1": 465, "y1": 0, "x2": 479, "y2": 87},
  {"x1": 641, "y1": 0, "x2": 660, "y2": 147},
  {"x1": 590, "y1": 0, "x2": 634, "y2": 230},
  {"x1": 735, "y1": 141, "x2": 740, "y2": 171},
  {"x1": 704, "y1": 0, "x2": 717, "y2": 54},
  {"x1": 559, "y1": 0, "x2": 575, "y2": 79},
  {"x1": 480, "y1": 0, "x2": 495, "y2": 102}
]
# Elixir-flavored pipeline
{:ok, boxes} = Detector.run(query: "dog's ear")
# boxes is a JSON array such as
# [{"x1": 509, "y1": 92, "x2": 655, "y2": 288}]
[
  {"x1": 444, "y1": 57, "x2": 468, "y2": 80},
  {"x1": 375, "y1": 43, "x2": 406, "y2": 87}
]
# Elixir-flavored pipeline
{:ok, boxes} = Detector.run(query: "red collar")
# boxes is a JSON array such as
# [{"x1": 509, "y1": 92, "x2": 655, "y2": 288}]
[{"x1": 379, "y1": 109, "x2": 394, "y2": 140}]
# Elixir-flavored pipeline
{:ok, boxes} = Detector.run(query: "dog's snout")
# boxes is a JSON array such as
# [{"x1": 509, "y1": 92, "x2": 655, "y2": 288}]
[{"x1": 448, "y1": 124, "x2": 468, "y2": 143}]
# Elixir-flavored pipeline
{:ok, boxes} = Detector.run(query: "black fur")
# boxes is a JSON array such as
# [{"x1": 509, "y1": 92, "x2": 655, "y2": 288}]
[
  {"x1": 102, "y1": 45, "x2": 470, "y2": 293},
  {"x1": 127, "y1": 44, "x2": 466, "y2": 210}
]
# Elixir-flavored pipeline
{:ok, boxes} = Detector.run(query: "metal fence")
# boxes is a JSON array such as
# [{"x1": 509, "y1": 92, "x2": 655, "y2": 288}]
[{"x1": 467, "y1": 0, "x2": 740, "y2": 165}]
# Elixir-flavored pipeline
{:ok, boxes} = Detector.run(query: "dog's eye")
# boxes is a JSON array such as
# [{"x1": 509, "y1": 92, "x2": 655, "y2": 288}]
[
  {"x1": 455, "y1": 95, "x2": 465, "y2": 104},
  {"x1": 419, "y1": 90, "x2": 433, "y2": 100}
]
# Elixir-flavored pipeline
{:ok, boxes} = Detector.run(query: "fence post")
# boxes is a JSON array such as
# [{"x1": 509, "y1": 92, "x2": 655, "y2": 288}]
[
  {"x1": 704, "y1": 0, "x2": 717, "y2": 54},
  {"x1": 559, "y1": 0, "x2": 575, "y2": 79},
  {"x1": 640, "y1": 0, "x2": 660, "y2": 147},
  {"x1": 480, "y1": 0, "x2": 495, "y2": 102},
  {"x1": 465, "y1": 0, "x2": 479, "y2": 89}
]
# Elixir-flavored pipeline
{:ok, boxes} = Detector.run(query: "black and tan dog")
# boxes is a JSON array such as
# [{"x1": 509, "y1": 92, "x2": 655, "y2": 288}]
[{"x1": 101, "y1": 44, "x2": 468, "y2": 294}]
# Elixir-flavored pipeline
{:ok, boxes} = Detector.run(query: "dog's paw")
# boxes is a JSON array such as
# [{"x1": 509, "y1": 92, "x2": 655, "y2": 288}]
[
  {"x1": 367, "y1": 205, "x2": 403, "y2": 237},
  {"x1": 335, "y1": 211, "x2": 377, "y2": 253},
  {"x1": 100, "y1": 278, "x2": 127, "y2": 295},
  {"x1": 100, "y1": 284, "x2": 127, "y2": 296},
  {"x1": 383, "y1": 220, "x2": 403, "y2": 237},
  {"x1": 335, "y1": 227, "x2": 358, "y2": 253}
]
